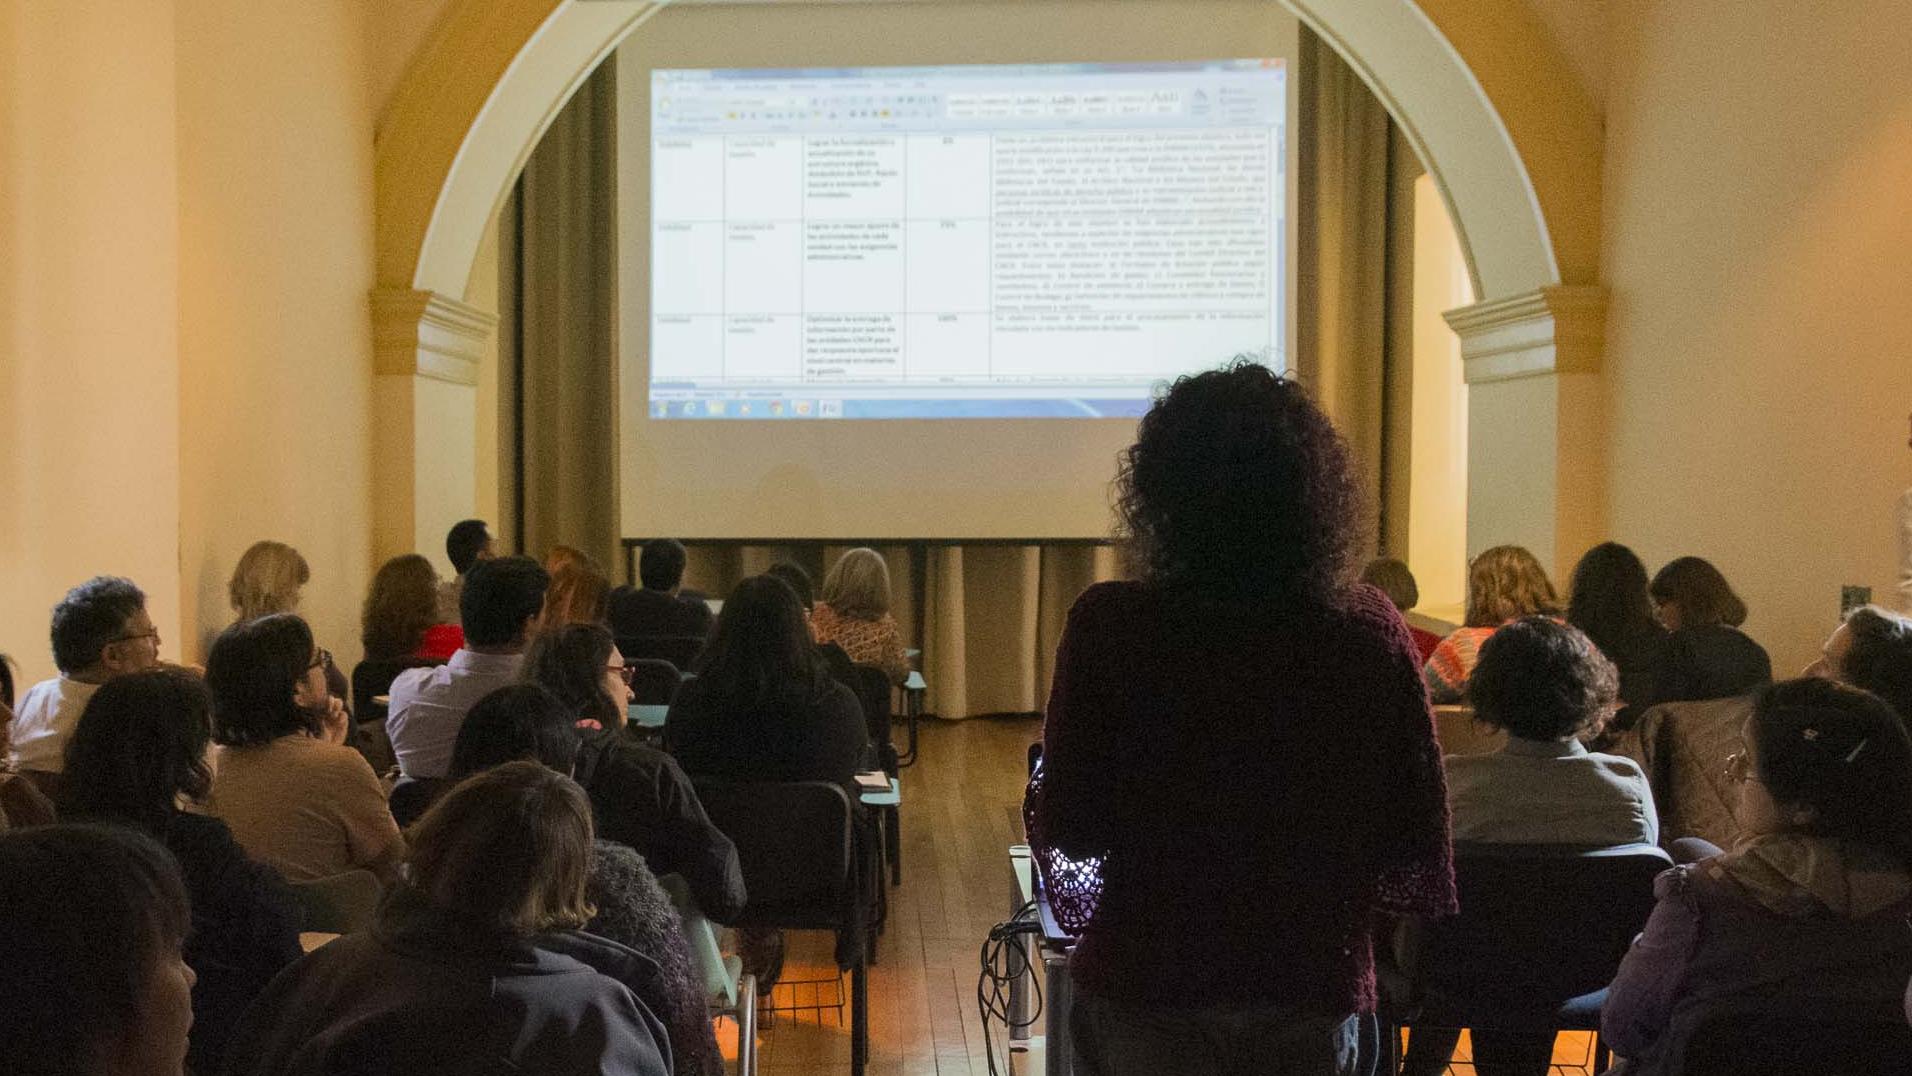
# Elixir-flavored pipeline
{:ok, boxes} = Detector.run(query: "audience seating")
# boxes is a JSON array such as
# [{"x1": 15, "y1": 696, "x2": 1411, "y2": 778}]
[
  {"x1": 848, "y1": 664, "x2": 897, "y2": 776},
  {"x1": 691, "y1": 777, "x2": 873, "y2": 1076},
  {"x1": 1379, "y1": 842, "x2": 1672, "y2": 1073},
  {"x1": 1674, "y1": 1008, "x2": 1912, "y2": 1076},
  {"x1": 288, "y1": 869, "x2": 383, "y2": 934},
  {"x1": 659, "y1": 872, "x2": 758, "y2": 1076},
  {"x1": 1429, "y1": 704, "x2": 1504, "y2": 758},
  {"x1": 619, "y1": 634, "x2": 706, "y2": 672},
  {"x1": 1605, "y1": 695, "x2": 1752, "y2": 852},
  {"x1": 351, "y1": 656, "x2": 443, "y2": 774},
  {"x1": 629, "y1": 658, "x2": 682, "y2": 707}
]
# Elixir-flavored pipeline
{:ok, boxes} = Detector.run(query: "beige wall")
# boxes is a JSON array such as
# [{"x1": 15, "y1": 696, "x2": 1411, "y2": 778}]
[
  {"x1": 1602, "y1": 0, "x2": 1912, "y2": 671},
  {"x1": 1407, "y1": 173, "x2": 1471, "y2": 621},
  {"x1": 467, "y1": 211, "x2": 505, "y2": 537},
  {"x1": 176, "y1": 2, "x2": 378, "y2": 667},
  {"x1": 0, "y1": 2, "x2": 184, "y2": 686}
]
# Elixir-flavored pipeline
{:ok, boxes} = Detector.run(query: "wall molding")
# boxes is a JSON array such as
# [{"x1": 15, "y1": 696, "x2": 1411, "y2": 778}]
[
  {"x1": 1444, "y1": 284, "x2": 1607, "y2": 384},
  {"x1": 370, "y1": 287, "x2": 497, "y2": 386}
]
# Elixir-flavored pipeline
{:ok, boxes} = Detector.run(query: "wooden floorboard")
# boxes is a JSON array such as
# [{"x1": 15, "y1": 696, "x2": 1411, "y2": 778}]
[
  {"x1": 737, "y1": 714, "x2": 1605, "y2": 1076},
  {"x1": 748, "y1": 714, "x2": 1039, "y2": 1076}
]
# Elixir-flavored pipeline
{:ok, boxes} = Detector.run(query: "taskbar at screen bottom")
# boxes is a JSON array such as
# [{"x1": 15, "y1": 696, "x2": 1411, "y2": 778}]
[{"x1": 648, "y1": 397, "x2": 1151, "y2": 419}]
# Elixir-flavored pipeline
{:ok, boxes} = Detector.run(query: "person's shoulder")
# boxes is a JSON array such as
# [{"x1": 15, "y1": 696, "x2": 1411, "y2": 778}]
[
  {"x1": 388, "y1": 663, "x2": 440, "y2": 696},
  {"x1": 1329, "y1": 584, "x2": 1423, "y2": 661},
  {"x1": 1585, "y1": 750, "x2": 1650, "y2": 783},
  {"x1": 1066, "y1": 579, "x2": 1148, "y2": 622},
  {"x1": 16, "y1": 676, "x2": 62, "y2": 709}
]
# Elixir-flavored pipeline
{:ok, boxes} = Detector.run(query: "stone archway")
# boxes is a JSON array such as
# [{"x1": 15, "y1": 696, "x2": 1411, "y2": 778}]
[{"x1": 371, "y1": 0, "x2": 1609, "y2": 570}]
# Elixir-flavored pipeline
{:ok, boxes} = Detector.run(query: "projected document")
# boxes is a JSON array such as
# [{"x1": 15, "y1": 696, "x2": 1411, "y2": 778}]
[{"x1": 650, "y1": 60, "x2": 1285, "y2": 420}]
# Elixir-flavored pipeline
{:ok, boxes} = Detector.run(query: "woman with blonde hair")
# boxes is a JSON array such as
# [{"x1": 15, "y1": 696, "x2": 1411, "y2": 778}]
[
  {"x1": 362, "y1": 554, "x2": 464, "y2": 662},
  {"x1": 228, "y1": 539, "x2": 351, "y2": 714},
  {"x1": 1424, "y1": 544, "x2": 1561, "y2": 703},
  {"x1": 221, "y1": 761, "x2": 672, "y2": 1075},
  {"x1": 228, "y1": 540, "x2": 308, "y2": 622},
  {"x1": 813, "y1": 547, "x2": 910, "y2": 684}
]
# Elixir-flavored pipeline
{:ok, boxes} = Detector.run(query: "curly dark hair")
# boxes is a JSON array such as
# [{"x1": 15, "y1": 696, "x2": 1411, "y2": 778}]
[
  {"x1": 1468, "y1": 616, "x2": 1620, "y2": 741},
  {"x1": 1114, "y1": 360, "x2": 1362, "y2": 605}
]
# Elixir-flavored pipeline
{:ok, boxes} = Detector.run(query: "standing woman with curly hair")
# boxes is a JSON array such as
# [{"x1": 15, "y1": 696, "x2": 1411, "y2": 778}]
[{"x1": 1025, "y1": 361, "x2": 1456, "y2": 1075}]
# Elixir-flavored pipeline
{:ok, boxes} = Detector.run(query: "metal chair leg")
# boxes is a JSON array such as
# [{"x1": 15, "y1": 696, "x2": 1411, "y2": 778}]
[
  {"x1": 851, "y1": 962, "x2": 868, "y2": 1075},
  {"x1": 884, "y1": 803, "x2": 901, "y2": 886},
  {"x1": 734, "y1": 973, "x2": 758, "y2": 1076}
]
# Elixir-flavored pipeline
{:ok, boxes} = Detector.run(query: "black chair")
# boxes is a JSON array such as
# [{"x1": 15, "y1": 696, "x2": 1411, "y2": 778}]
[
  {"x1": 691, "y1": 777, "x2": 873, "y2": 1076},
  {"x1": 628, "y1": 658, "x2": 682, "y2": 706},
  {"x1": 1381, "y1": 842, "x2": 1672, "y2": 1073},
  {"x1": 350, "y1": 657, "x2": 443, "y2": 777},
  {"x1": 618, "y1": 634, "x2": 706, "y2": 672},
  {"x1": 351, "y1": 656, "x2": 443, "y2": 723},
  {"x1": 1675, "y1": 1008, "x2": 1912, "y2": 1075},
  {"x1": 388, "y1": 776, "x2": 450, "y2": 828},
  {"x1": 848, "y1": 664, "x2": 897, "y2": 776}
]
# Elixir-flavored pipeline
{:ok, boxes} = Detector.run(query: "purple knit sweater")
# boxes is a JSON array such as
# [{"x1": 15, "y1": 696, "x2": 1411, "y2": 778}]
[{"x1": 1025, "y1": 580, "x2": 1456, "y2": 1014}]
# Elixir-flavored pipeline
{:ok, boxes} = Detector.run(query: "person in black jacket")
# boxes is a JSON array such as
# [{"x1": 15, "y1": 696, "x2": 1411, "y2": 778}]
[
  {"x1": 222, "y1": 761, "x2": 672, "y2": 1076},
  {"x1": 609, "y1": 538, "x2": 716, "y2": 641},
  {"x1": 665, "y1": 574, "x2": 869, "y2": 792},
  {"x1": 519, "y1": 627, "x2": 749, "y2": 922},
  {"x1": 1650, "y1": 556, "x2": 1773, "y2": 701},
  {"x1": 58, "y1": 669, "x2": 303, "y2": 1076}
]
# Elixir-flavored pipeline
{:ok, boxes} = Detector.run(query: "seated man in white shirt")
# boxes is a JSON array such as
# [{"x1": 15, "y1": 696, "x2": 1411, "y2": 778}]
[
  {"x1": 388, "y1": 555, "x2": 547, "y2": 779},
  {"x1": 1403, "y1": 615, "x2": 1659, "y2": 1076},
  {"x1": 9, "y1": 577, "x2": 163, "y2": 787}
]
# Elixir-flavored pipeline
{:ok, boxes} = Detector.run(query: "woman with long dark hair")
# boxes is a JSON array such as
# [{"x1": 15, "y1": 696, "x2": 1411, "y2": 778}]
[
  {"x1": 60, "y1": 669, "x2": 302, "y2": 1075},
  {"x1": 1568, "y1": 541, "x2": 1672, "y2": 729},
  {"x1": 664, "y1": 574, "x2": 867, "y2": 789},
  {"x1": 1026, "y1": 361, "x2": 1455, "y2": 1075}
]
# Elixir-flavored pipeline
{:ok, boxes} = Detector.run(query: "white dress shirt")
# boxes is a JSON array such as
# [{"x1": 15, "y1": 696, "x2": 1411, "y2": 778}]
[
  {"x1": 7, "y1": 676, "x2": 101, "y2": 773},
  {"x1": 385, "y1": 649, "x2": 522, "y2": 779},
  {"x1": 1445, "y1": 736, "x2": 1660, "y2": 848}
]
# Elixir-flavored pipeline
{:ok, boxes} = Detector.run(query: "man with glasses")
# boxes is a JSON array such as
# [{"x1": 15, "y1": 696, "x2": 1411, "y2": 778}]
[{"x1": 8, "y1": 577, "x2": 162, "y2": 794}]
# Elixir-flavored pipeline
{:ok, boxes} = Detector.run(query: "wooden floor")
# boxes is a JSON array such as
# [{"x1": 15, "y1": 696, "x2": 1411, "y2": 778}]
[
  {"x1": 722, "y1": 714, "x2": 1603, "y2": 1076},
  {"x1": 719, "y1": 713, "x2": 1038, "y2": 1075}
]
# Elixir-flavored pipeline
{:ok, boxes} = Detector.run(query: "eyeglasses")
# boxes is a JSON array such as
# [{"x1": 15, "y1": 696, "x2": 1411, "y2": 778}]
[
  {"x1": 109, "y1": 631, "x2": 159, "y2": 646},
  {"x1": 607, "y1": 664, "x2": 634, "y2": 687},
  {"x1": 308, "y1": 648, "x2": 332, "y2": 672}
]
